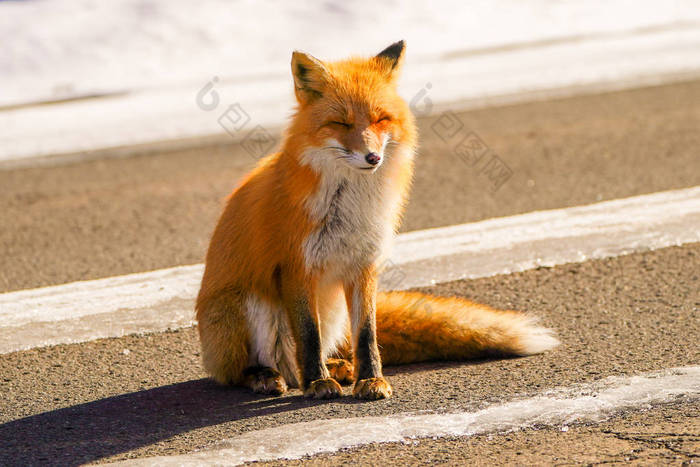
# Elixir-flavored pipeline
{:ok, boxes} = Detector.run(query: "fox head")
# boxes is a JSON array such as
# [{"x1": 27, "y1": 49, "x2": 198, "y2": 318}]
[{"x1": 286, "y1": 41, "x2": 416, "y2": 174}]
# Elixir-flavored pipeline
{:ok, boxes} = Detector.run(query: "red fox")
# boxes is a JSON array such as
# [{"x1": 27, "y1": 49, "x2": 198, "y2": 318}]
[{"x1": 196, "y1": 41, "x2": 559, "y2": 400}]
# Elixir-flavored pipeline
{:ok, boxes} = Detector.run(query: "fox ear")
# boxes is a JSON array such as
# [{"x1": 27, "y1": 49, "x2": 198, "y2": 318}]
[
  {"x1": 375, "y1": 40, "x2": 405, "y2": 79},
  {"x1": 291, "y1": 51, "x2": 328, "y2": 104}
]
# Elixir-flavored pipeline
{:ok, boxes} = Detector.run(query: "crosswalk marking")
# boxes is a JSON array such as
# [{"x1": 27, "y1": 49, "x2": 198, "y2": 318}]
[{"x1": 1, "y1": 186, "x2": 699, "y2": 354}]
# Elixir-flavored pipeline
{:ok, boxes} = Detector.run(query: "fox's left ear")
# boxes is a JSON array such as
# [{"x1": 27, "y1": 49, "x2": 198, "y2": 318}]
[
  {"x1": 375, "y1": 40, "x2": 406, "y2": 80},
  {"x1": 291, "y1": 51, "x2": 329, "y2": 105}
]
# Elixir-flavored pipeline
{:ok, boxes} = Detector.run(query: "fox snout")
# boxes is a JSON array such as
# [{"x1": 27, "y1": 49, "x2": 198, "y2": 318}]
[
  {"x1": 353, "y1": 148, "x2": 383, "y2": 171},
  {"x1": 320, "y1": 138, "x2": 386, "y2": 172},
  {"x1": 365, "y1": 152, "x2": 381, "y2": 165},
  {"x1": 354, "y1": 131, "x2": 389, "y2": 171}
]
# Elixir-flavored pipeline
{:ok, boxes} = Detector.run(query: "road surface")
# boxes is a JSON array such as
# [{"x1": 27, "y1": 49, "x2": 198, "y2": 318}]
[{"x1": 0, "y1": 79, "x2": 698, "y2": 465}]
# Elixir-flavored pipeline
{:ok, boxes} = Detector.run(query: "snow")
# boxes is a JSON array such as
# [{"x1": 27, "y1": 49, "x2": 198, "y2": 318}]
[
  {"x1": 2, "y1": 0, "x2": 700, "y2": 163},
  {"x1": 2, "y1": 0, "x2": 698, "y2": 107}
]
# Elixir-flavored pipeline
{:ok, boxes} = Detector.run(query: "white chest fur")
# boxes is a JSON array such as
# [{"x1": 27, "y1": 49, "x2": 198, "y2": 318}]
[{"x1": 301, "y1": 159, "x2": 397, "y2": 277}]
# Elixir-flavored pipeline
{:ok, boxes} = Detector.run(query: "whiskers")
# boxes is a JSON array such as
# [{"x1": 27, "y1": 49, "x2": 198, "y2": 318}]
[
  {"x1": 385, "y1": 139, "x2": 399, "y2": 150},
  {"x1": 322, "y1": 145, "x2": 354, "y2": 161},
  {"x1": 305, "y1": 140, "x2": 403, "y2": 165},
  {"x1": 384, "y1": 138, "x2": 401, "y2": 157},
  {"x1": 324, "y1": 145, "x2": 350, "y2": 153}
]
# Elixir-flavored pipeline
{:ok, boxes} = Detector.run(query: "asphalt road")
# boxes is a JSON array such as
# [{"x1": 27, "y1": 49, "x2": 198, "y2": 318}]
[
  {"x1": 264, "y1": 401, "x2": 699, "y2": 466},
  {"x1": 2, "y1": 80, "x2": 700, "y2": 293},
  {"x1": 1, "y1": 80, "x2": 699, "y2": 465},
  {"x1": 0, "y1": 244, "x2": 697, "y2": 465}
]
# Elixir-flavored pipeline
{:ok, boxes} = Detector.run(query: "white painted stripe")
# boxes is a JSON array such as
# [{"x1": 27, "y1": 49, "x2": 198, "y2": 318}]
[
  {"x1": 1, "y1": 186, "x2": 699, "y2": 353},
  {"x1": 395, "y1": 185, "x2": 700, "y2": 263},
  {"x1": 0, "y1": 264, "x2": 202, "y2": 327},
  {"x1": 108, "y1": 366, "x2": 700, "y2": 466},
  {"x1": 387, "y1": 184, "x2": 700, "y2": 290}
]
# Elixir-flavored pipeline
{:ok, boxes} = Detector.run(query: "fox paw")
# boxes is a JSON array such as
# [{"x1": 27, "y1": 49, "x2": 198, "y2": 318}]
[
  {"x1": 353, "y1": 377, "x2": 392, "y2": 400},
  {"x1": 326, "y1": 358, "x2": 354, "y2": 385},
  {"x1": 304, "y1": 378, "x2": 342, "y2": 399},
  {"x1": 243, "y1": 366, "x2": 288, "y2": 395}
]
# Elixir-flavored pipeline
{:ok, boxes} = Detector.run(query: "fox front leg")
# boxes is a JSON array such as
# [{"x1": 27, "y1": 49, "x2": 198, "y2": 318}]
[
  {"x1": 284, "y1": 290, "x2": 342, "y2": 399},
  {"x1": 345, "y1": 266, "x2": 393, "y2": 400}
]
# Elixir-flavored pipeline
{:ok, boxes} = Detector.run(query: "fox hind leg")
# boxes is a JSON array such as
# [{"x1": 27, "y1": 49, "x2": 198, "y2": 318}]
[
  {"x1": 243, "y1": 366, "x2": 288, "y2": 395},
  {"x1": 196, "y1": 290, "x2": 250, "y2": 386},
  {"x1": 326, "y1": 358, "x2": 354, "y2": 385}
]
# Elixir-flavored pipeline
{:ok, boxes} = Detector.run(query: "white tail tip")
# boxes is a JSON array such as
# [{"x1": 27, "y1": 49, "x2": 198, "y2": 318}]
[{"x1": 515, "y1": 317, "x2": 561, "y2": 355}]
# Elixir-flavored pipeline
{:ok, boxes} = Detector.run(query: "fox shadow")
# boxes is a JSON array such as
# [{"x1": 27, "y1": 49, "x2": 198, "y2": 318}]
[
  {"x1": 0, "y1": 358, "x2": 499, "y2": 466},
  {"x1": 0, "y1": 378, "x2": 328, "y2": 466}
]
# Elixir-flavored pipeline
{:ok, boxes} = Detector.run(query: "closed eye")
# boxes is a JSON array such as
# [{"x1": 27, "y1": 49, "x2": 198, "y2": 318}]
[
  {"x1": 326, "y1": 121, "x2": 351, "y2": 128},
  {"x1": 376, "y1": 115, "x2": 392, "y2": 124}
]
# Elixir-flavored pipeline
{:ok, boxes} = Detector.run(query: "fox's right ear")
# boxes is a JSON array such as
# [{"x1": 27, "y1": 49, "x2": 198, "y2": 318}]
[
  {"x1": 375, "y1": 40, "x2": 406, "y2": 81},
  {"x1": 291, "y1": 51, "x2": 328, "y2": 104}
]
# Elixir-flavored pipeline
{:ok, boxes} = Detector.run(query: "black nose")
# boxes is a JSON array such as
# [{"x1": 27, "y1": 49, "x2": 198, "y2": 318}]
[{"x1": 365, "y1": 152, "x2": 381, "y2": 165}]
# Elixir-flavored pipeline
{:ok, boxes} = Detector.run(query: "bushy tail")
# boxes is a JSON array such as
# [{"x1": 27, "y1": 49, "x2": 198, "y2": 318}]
[{"x1": 375, "y1": 291, "x2": 559, "y2": 365}]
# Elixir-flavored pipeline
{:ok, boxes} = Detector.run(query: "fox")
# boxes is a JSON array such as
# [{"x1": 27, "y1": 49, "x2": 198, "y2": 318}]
[{"x1": 196, "y1": 40, "x2": 559, "y2": 400}]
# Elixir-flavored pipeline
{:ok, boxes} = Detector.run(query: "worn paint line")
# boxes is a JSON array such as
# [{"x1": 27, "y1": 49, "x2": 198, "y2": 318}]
[{"x1": 1, "y1": 186, "x2": 698, "y2": 353}]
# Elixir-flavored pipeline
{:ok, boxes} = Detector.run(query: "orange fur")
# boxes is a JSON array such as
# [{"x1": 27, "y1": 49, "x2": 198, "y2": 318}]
[
  {"x1": 374, "y1": 291, "x2": 559, "y2": 364},
  {"x1": 196, "y1": 41, "x2": 558, "y2": 398}
]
